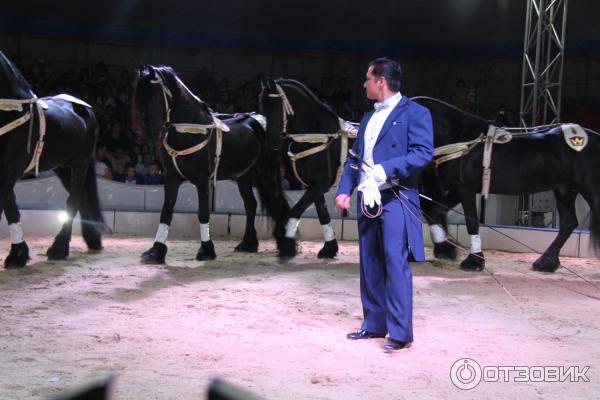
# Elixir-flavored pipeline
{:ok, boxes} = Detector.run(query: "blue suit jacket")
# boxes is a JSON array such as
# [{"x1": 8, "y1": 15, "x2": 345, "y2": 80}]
[{"x1": 337, "y1": 96, "x2": 434, "y2": 261}]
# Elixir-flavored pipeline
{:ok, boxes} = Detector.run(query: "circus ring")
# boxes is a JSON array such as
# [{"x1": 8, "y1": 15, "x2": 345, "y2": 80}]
[{"x1": 0, "y1": 176, "x2": 598, "y2": 399}]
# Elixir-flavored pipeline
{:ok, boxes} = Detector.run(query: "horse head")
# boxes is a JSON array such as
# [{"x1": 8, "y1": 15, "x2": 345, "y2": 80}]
[{"x1": 259, "y1": 77, "x2": 340, "y2": 137}]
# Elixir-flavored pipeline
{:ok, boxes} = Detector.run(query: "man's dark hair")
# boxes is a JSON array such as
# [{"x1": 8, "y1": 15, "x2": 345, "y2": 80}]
[{"x1": 368, "y1": 57, "x2": 402, "y2": 92}]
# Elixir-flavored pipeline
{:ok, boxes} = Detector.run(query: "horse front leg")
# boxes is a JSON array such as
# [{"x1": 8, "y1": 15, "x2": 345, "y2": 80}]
[
  {"x1": 532, "y1": 188, "x2": 578, "y2": 272},
  {"x1": 280, "y1": 183, "x2": 328, "y2": 259},
  {"x1": 234, "y1": 177, "x2": 258, "y2": 252},
  {"x1": 314, "y1": 194, "x2": 338, "y2": 258},
  {"x1": 3, "y1": 190, "x2": 29, "y2": 268},
  {"x1": 195, "y1": 180, "x2": 216, "y2": 261},
  {"x1": 142, "y1": 172, "x2": 184, "y2": 264},
  {"x1": 424, "y1": 191, "x2": 460, "y2": 261},
  {"x1": 457, "y1": 188, "x2": 485, "y2": 271}
]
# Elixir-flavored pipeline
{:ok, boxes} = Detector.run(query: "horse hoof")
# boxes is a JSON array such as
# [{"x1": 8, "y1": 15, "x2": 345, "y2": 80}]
[
  {"x1": 234, "y1": 240, "x2": 258, "y2": 253},
  {"x1": 4, "y1": 242, "x2": 30, "y2": 269},
  {"x1": 196, "y1": 241, "x2": 217, "y2": 261},
  {"x1": 433, "y1": 241, "x2": 457, "y2": 260},
  {"x1": 141, "y1": 242, "x2": 167, "y2": 264},
  {"x1": 279, "y1": 237, "x2": 297, "y2": 259},
  {"x1": 460, "y1": 252, "x2": 485, "y2": 272},
  {"x1": 317, "y1": 239, "x2": 338, "y2": 259},
  {"x1": 46, "y1": 241, "x2": 70, "y2": 260},
  {"x1": 532, "y1": 255, "x2": 560, "y2": 272}
]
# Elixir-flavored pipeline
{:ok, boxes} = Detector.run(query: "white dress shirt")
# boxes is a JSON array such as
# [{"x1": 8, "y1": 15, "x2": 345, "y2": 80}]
[{"x1": 360, "y1": 92, "x2": 402, "y2": 189}]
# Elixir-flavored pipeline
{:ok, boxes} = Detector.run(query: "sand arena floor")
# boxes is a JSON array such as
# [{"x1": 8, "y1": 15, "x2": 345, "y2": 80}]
[{"x1": 0, "y1": 235, "x2": 598, "y2": 399}]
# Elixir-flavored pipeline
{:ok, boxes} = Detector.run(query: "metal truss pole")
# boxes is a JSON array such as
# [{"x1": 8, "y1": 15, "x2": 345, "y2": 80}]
[
  {"x1": 518, "y1": 0, "x2": 568, "y2": 227},
  {"x1": 519, "y1": 0, "x2": 568, "y2": 128}
]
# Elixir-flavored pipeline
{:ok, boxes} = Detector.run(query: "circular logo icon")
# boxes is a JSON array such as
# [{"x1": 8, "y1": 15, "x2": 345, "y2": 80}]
[{"x1": 450, "y1": 358, "x2": 482, "y2": 390}]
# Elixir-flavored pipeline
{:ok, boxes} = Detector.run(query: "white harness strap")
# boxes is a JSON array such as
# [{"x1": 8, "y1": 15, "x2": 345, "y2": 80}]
[
  {"x1": 151, "y1": 74, "x2": 228, "y2": 184},
  {"x1": 0, "y1": 97, "x2": 47, "y2": 176},
  {"x1": 270, "y1": 84, "x2": 355, "y2": 189},
  {"x1": 481, "y1": 125, "x2": 497, "y2": 199}
]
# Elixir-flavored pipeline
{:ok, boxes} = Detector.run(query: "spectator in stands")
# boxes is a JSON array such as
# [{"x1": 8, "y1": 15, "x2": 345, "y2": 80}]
[
  {"x1": 136, "y1": 152, "x2": 155, "y2": 176},
  {"x1": 143, "y1": 162, "x2": 163, "y2": 185},
  {"x1": 122, "y1": 163, "x2": 143, "y2": 185},
  {"x1": 95, "y1": 144, "x2": 114, "y2": 180},
  {"x1": 104, "y1": 122, "x2": 129, "y2": 153}
]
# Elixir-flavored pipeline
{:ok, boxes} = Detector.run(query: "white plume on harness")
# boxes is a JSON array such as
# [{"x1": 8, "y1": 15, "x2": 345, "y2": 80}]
[
  {"x1": 268, "y1": 83, "x2": 357, "y2": 189},
  {"x1": 150, "y1": 73, "x2": 229, "y2": 186}
]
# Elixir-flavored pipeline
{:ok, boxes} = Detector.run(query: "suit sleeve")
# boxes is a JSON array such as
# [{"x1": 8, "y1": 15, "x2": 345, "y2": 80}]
[
  {"x1": 336, "y1": 132, "x2": 361, "y2": 196},
  {"x1": 380, "y1": 104, "x2": 433, "y2": 179}
]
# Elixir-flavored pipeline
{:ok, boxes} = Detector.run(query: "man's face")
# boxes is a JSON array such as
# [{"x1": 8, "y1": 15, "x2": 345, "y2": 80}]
[{"x1": 363, "y1": 66, "x2": 383, "y2": 101}]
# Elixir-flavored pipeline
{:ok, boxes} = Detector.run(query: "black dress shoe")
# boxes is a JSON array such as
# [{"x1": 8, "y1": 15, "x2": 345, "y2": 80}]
[
  {"x1": 347, "y1": 329, "x2": 386, "y2": 340},
  {"x1": 383, "y1": 339, "x2": 412, "y2": 351}
]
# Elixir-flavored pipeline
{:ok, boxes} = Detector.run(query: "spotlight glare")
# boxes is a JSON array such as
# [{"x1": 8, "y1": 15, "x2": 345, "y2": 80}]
[{"x1": 58, "y1": 211, "x2": 69, "y2": 223}]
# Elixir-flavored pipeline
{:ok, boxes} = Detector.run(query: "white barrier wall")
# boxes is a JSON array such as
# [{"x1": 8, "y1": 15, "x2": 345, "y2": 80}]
[{"x1": 2, "y1": 175, "x2": 597, "y2": 258}]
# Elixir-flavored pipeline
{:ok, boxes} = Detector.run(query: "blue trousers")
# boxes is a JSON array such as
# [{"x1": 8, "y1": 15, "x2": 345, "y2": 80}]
[{"x1": 357, "y1": 190, "x2": 413, "y2": 342}]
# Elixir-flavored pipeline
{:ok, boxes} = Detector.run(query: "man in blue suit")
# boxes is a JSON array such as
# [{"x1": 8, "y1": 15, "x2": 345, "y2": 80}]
[{"x1": 335, "y1": 58, "x2": 433, "y2": 351}]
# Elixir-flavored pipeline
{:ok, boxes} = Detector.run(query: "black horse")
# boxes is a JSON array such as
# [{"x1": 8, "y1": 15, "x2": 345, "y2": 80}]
[
  {"x1": 131, "y1": 65, "x2": 287, "y2": 263},
  {"x1": 259, "y1": 78, "x2": 357, "y2": 259},
  {"x1": 0, "y1": 51, "x2": 107, "y2": 268},
  {"x1": 413, "y1": 96, "x2": 600, "y2": 272}
]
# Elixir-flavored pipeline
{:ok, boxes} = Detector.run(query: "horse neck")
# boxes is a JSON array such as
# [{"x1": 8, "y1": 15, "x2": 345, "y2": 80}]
[
  {"x1": 0, "y1": 57, "x2": 35, "y2": 100},
  {"x1": 286, "y1": 88, "x2": 338, "y2": 133},
  {"x1": 169, "y1": 82, "x2": 212, "y2": 126}
]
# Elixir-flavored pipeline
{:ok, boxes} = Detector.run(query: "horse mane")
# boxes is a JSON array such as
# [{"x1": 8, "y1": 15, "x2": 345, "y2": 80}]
[
  {"x1": 411, "y1": 96, "x2": 493, "y2": 125},
  {"x1": 0, "y1": 51, "x2": 35, "y2": 99},
  {"x1": 276, "y1": 78, "x2": 340, "y2": 122}
]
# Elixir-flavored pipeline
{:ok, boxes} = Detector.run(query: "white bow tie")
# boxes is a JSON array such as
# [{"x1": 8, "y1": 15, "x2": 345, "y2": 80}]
[{"x1": 374, "y1": 101, "x2": 389, "y2": 111}]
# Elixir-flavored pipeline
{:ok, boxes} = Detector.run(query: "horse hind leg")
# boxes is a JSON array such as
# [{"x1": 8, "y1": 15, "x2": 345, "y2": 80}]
[
  {"x1": 457, "y1": 189, "x2": 485, "y2": 272},
  {"x1": 47, "y1": 164, "x2": 88, "y2": 260},
  {"x1": 533, "y1": 188, "x2": 578, "y2": 272},
  {"x1": 314, "y1": 194, "x2": 338, "y2": 259},
  {"x1": 234, "y1": 177, "x2": 259, "y2": 252},
  {"x1": 3, "y1": 190, "x2": 30, "y2": 268}
]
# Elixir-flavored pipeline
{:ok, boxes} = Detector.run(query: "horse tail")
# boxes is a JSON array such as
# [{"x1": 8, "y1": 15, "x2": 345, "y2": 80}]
[
  {"x1": 589, "y1": 194, "x2": 600, "y2": 252},
  {"x1": 251, "y1": 119, "x2": 289, "y2": 242},
  {"x1": 80, "y1": 111, "x2": 111, "y2": 249}
]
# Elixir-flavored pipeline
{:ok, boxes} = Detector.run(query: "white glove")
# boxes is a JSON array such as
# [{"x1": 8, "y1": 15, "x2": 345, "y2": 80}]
[
  {"x1": 370, "y1": 164, "x2": 387, "y2": 186},
  {"x1": 357, "y1": 175, "x2": 381, "y2": 207}
]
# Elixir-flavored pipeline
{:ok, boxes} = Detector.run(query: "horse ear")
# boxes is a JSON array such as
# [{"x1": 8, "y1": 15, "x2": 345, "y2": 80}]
[{"x1": 261, "y1": 77, "x2": 276, "y2": 91}]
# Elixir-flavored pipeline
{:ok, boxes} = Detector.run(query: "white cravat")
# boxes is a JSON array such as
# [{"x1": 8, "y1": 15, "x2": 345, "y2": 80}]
[{"x1": 360, "y1": 92, "x2": 402, "y2": 188}]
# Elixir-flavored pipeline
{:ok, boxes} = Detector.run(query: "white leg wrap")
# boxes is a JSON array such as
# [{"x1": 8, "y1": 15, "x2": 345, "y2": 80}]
[
  {"x1": 322, "y1": 223, "x2": 335, "y2": 242},
  {"x1": 154, "y1": 223, "x2": 169, "y2": 244},
  {"x1": 200, "y1": 223, "x2": 210, "y2": 242},
  {"x1": 470, "y1": 234, "x2": 482, "y2": 253},
  {"x1": 429, "y1": 224, "x2": 447, "y2": 244},
  {"x1": 285, "y1": 218, "x2": 300, "y2": 239},
  {"x1": 9, "y1": 223, "x2": 24, "y2": 244}
]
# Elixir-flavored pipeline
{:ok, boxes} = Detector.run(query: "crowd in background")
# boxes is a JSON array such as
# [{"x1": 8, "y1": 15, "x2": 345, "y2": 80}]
[{"x1": 16, "y1": 58, "x2": 600, "y2": 186}]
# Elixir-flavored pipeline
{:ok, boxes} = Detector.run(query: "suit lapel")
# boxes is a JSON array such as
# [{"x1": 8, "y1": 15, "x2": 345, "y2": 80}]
[
  {"x1": 375, "y1": 96, "x2": 409, "y2": 146},
  {"x1": 358, "y1": 111, "x2": 374, "y2": 154}
]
